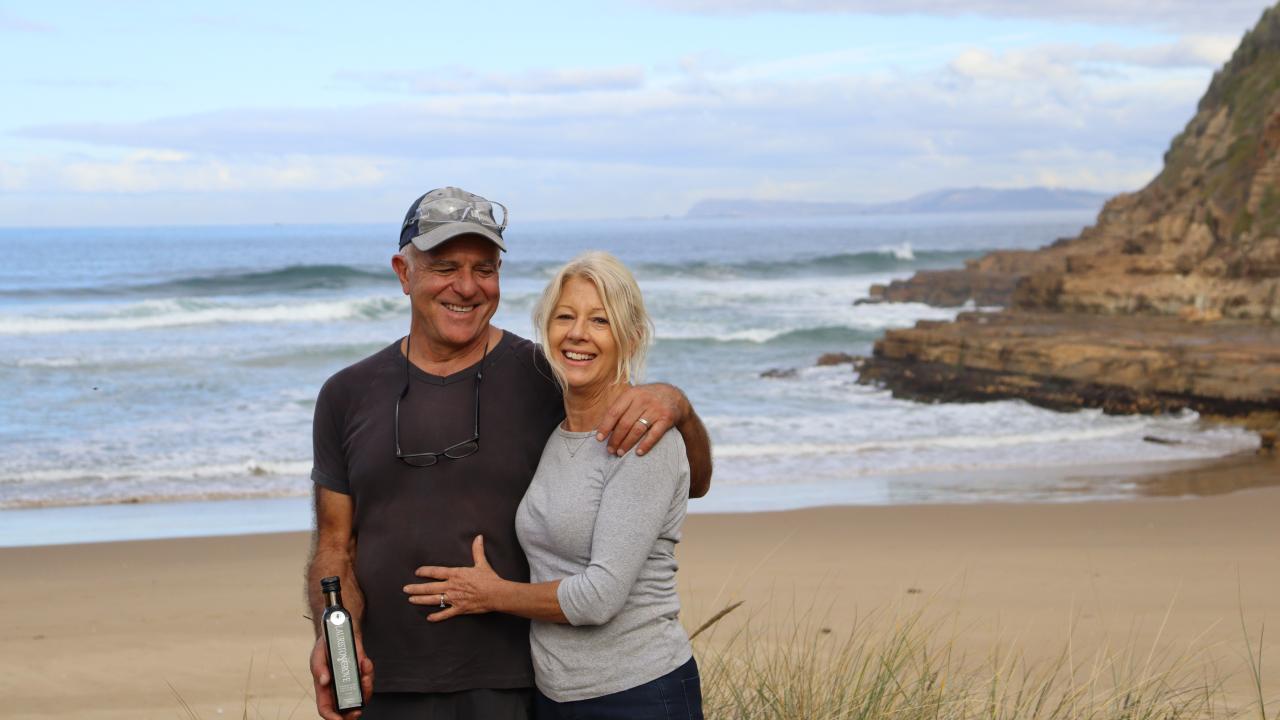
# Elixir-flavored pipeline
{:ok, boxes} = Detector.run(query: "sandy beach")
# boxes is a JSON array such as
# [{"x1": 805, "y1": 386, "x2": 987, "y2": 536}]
[{"x1": 2, "y1": 455, "x2": 1277, "y2": 719}]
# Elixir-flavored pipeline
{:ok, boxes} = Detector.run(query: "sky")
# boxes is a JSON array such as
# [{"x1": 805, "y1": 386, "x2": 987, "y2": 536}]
[{"x1": 0, "y1": 0, "x2": 1274, "y2": 225}]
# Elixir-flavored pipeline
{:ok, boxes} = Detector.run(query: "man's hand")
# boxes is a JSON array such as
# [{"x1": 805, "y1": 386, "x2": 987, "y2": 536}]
[
  {"x1": 596, "y1": 382, "x2": 713, "y2": 496},
  {"x1": 595, "y1": 383, "x2": 688, "y2": 457},
  {"x1": 404, "y1": 535, "x2": 506, "y2": 621},
  {"x1": 310, "y1": 632, "x2": 374, "y2": 720}
]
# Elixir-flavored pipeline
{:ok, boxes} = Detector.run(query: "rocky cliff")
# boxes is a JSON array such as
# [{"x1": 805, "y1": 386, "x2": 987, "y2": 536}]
[
  {"x1": 869, "y1": 5, "x2": 1280, "y2": 320},
  {"x1": 859, "y1": 4, "x2": 1280, "y2": 421}
]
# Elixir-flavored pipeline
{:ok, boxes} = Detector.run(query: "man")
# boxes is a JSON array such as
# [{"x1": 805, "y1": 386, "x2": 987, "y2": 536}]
[{"x1": 306, "y1": 187, "x2": 713, "y2": 719}]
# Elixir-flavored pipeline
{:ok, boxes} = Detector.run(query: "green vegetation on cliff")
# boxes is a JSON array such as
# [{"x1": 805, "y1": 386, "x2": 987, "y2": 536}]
[{"x1": 1160, "y1": 3, "x2": 1280, "y2": 242}]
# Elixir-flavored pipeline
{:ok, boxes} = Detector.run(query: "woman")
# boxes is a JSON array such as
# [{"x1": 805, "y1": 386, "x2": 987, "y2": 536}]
[{"x1": 404, "y1": 251, "x2": 701, "y2": 719}]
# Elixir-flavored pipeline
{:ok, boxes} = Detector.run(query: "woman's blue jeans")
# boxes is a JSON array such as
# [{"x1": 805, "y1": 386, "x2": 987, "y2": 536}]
[{"x1": 533, "y1": 656, "x2": 703, "y2": 720}]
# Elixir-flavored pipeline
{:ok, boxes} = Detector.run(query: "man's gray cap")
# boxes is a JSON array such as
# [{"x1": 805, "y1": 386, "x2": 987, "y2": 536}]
[{"x1": 399, "y1": 187, "x2": 508, "y2": 253}]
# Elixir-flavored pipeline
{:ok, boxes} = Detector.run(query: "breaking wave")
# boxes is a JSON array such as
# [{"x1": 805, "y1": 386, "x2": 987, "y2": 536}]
[
  {"x1": 0, "y1": 296, "x2": 404, "y2": 335},
  {"x1": 1, "y1": 264, "x2": 394, "y2": 299},
  {"x1": 509, "y1": 247, "x2": 978, "y2": 280}
]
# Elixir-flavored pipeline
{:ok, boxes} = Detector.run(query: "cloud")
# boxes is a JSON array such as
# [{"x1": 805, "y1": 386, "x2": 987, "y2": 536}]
[
  {"x1": 0, "y1": 10, "x2": 53, "y2": 32},
  {"x1": 0, "y1": 160, "x2": 31, "y2": 192},
  {"x1": 1004, "y1": 146, "x2": 1164, "y2": 190},
  {"x1": 333, "y1": 65, "x2": 647, "y2": 95},
  {"x1": 19, "y1": 36, "x2": 1225, "y2": 162},
  {"x1": 7, "y1": 37, "x2": 1226, "y2": 219},
  {"x1": 1044, "y1": 36, "x2": 1237, "y2": 69},
  {"x1": 942, "y1": 36, "x2": 1236, "y2": 91},
  {"x1": 4, "y1": 151, "x2": 386, "y2": 193},
  {"x1": 631, "y1": 0, "x2": 1272, "y2": 32},
  {"x1": 1118, "y1": 35, "x2": 1241, "y2": 67}
]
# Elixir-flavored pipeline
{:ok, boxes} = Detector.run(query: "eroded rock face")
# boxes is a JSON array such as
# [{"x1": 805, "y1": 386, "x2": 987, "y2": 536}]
[
  {"x1": 858, "y1": 5, "x2": 1280, "y2": 418},
  {"x1": 867, "y1": 250, "x2": 1065, "y2": 307}
]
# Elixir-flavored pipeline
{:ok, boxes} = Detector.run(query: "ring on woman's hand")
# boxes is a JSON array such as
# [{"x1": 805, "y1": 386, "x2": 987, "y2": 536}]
[
  {"x1": 637, "y1": 418, "x2": 650, "y2": 427},
  {"x1": 439, "y1": 593, "x2": 447, "y2": 607}
]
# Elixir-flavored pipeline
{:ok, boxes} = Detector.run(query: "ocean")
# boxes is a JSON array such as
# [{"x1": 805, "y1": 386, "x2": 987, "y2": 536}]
[{"x1": 0, "y1": 212, "x2": 1258, "y2": 543}]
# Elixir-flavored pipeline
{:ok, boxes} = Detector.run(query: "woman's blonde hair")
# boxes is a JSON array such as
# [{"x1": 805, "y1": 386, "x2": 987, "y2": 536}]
[{"x1": 532, "y1": 251, "x2": 653, "y2": 391}]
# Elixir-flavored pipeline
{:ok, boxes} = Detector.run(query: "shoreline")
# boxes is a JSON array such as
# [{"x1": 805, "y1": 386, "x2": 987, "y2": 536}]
[
  {"x1": 1, "y1": 449, "x2": 1273, "y2": 548},
  {"x1": 3, "y1": 482, "x2": 1278, "y2": 719}
]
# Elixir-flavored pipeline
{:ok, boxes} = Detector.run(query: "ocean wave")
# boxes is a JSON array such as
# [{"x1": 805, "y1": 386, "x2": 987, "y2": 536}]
[
  {"x1": 0, "y1": 486, "x2": 310, "y2": 510},
  {"x1": 14, "y1": 356, "x2": 82, "y2": 368},
  {"x1": 232, "y1": 341, "x2": 393, "y2": 368},
  {"x1": 5, "y1": 340, "x2": 390, "y2": 370},
  {"x1": 0, "y1": 248, "x2": 976, "y2": 301},
  {"x1": 713, "y1": 424, "x2": 1151, "y2": 458},
  {"x1": 882, "y1": 242, "x2": 915, "y2": 260},
  {"x1": 0, "y1": 459, "x2": 312, "y2": 488},
  {"x1": 0, "y1": 296, "x2": 404, "y2": 335},
  {"x1": 656, "y1": 325, "x2": 882, "y2": 346},
  {"x1": 0, "y1": 264, "x2": 394, "y2": 299},
  {"x1": 0, "y1": 459, "x2": 314, "y2": 509},
  {"x1": 506, "y1": 248, "x2": 980, "y2": 281}
]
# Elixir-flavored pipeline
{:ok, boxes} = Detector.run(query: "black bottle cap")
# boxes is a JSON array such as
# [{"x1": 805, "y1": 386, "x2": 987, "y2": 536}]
[{"x1": 321, "y1": 576, "x2": 341, "y2": 593}]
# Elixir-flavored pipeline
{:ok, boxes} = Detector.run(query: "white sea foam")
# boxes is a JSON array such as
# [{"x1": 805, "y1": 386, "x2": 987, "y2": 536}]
[
  {"x1": 0, "y1": 458, "x2": 315, "y2": 509},
  {"x1": 1, "y1": 459, "x2": 312, "y2": 487},
  {"x1": 15, "y1": 356, "x2": 81, "y2": 368},
  {"x1": 705, "y1": 409, "x2": 1258, "y2": 488},
  {"x1": 647, "y1": 305, "x2": 972, "y2": 344},
  {"x1": 655, "y1": 326, "x2": 796, "y2": 344},
  {"x1": 0, "y1": 297, "x2": 404, "y2": 335},
  {"x1": 881, "y1": 242, "x2": 915, "y2": 260},
  {"x1": 713, "y1": 423, "x2": 1148, "y2": 458},
  {"x1": 1, "y1": 270, "x2": 933, "y2": 341},
  {"x1": 0, "y1": 486, "x2": 311, "y2": 511}
]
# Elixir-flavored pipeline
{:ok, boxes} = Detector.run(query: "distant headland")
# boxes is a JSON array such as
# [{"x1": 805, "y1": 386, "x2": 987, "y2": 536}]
[{"x1": 686, "y1": 187, "x2": 1112, "y2": 218}]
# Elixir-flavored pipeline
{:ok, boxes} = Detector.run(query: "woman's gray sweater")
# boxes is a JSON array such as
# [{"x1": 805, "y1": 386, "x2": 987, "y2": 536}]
[{"x1": 514, "y1": 425, "x2": 692, "y2": 702}]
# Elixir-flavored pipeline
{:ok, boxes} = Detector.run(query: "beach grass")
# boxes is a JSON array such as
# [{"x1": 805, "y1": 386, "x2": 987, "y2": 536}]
[
  {"x1": 173, "y1": 602, "x2": 1273, "y2": 720},
  {"x1": 691, "y1": 601, "x2": 1274, "y2": 720}
]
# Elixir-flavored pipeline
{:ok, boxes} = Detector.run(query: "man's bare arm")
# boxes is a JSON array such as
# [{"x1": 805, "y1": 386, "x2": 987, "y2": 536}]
[
  {"x1": 675, "y1": 405, "x2": 712, "y2": 499},
  {"x1": 596, "y1": 383, "x2": 713, "y2": 498},
  {"x1": 306, "y1": 486, "x2": 364, "y2": 631},
  {"x1": 306, "y1": 485, "x2": 373, "y2": 720}
]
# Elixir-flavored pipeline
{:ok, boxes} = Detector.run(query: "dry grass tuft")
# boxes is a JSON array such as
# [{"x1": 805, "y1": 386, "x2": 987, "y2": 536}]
[
  {"x1": 174, "y1": 603, "x2": 1274, "y2": 719},
  {"x1": 691, "y1": 601, "x2": 1273, "y2": 720}
]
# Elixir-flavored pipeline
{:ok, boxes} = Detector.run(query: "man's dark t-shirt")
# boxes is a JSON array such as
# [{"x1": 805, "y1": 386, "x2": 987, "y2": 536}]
[{"x1": 312, "y1": 331, "x2": 563, "y2": 694}]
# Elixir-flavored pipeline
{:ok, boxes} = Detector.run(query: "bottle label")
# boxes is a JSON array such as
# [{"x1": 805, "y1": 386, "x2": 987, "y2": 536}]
[{"x1": 326, "y1": 611, "x2": 362, "y2": 710}]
